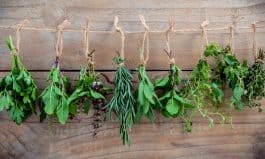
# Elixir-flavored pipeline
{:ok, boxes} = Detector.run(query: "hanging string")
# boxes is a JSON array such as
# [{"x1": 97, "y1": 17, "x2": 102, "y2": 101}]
[
  {"x1": 139, "y1": 15, "x2": 150, "y2": 66},
  {"x1": 15, "y1": 19, "x2": 29, "y2": 54},
  {"x1": 229, "y1": 24, "x2": 235, "y2": 54},
  {"x1": 55, "y1": 20, "x2": 70, "y2": 68},
  {"x1": 83, "y1": 17, "x2": 95, "y2": 66},
  {"x1": 252, "y1": 21, "x2": 257, "y2": 61},
  {"x1": 114, "y1": 16, "x2": 125, "y2": 62},
  {"x1": 200, "y1": 20, "x2": 209, "y2": 58},
  {"x1": 165, "y1": 16, "x2": 175, "y2": 65}
]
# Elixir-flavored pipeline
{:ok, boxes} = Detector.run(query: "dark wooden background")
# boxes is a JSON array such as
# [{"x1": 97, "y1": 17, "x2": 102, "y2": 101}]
[{"x1": 0, "y1": 0, "x2": 265, "y2": 158}]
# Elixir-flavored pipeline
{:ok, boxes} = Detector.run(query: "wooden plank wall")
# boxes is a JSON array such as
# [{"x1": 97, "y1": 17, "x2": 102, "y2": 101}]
[{"x1": 0, "y1": 0, "x2": 265, "y2": 158}]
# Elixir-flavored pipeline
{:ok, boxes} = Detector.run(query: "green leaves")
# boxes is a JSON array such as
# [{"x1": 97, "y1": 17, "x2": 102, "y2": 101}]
[
  {"x1": 166, "y1": 97, "x2": 179, "y2": 115},
  {"x1": 136, "y1": 66, "x2": 160, "y2": 122},
  {"x1": 107, "y1": 55, "x2": 136, "y2": 146},
  {"x1": 0, "y1": 36, "x2": 37, "y2": 124}
]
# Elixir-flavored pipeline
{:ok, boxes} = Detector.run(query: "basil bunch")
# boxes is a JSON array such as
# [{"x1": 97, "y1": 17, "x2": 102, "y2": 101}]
[
  {"x1": 136, "y1": 65, "x2": 161, "y2": 122},
  {"x1": 204, "y1": 44, "x2": 248, "y2": 110},
  {"x1": 155, "y1": 65, "x2": 193, "y2": 121},
  {"x1": 107, "y1": 53, "x2": 136, "y2": 145},
  {"x1": 0, "y1": 36, "x2": 37, "y2": 124},
  {"x1": 243, "y1": 49, "x2": 265, "y2": 112}
]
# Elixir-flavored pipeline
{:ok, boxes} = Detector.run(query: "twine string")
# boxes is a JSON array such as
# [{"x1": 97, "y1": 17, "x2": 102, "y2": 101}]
[
  {"x1": 114, "y1": 16, "x2": 125, "y2": 62},
  {"x1": 55, "y1": 20, "x2": 70, "y2": 68},
  {"x1": 165, "y1": 16, "x2": 175, "y2": 65},
  {"x1": 229, "y1": 25, "x2": 235, "y2": 54},
  {"x1": 139, "y1": 15, "x2": 150, "y2": 66},
  {"x1": 252, "y1": 21, "x2": 257, "y2": 60},
  {"x1": 83, "y1": 17, "x2": 94, "y2": 65},
  {"x1": 200, "y1": 20, "x2": 209, "y2": 58},
  {"x1": 15, "y1": 19, "x2": 29, "y2": 54}
]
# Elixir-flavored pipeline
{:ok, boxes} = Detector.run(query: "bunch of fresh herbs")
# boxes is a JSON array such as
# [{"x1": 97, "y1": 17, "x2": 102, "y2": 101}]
[{"x1": 0, "y1": 36, "x2": 37, "y2": 124}]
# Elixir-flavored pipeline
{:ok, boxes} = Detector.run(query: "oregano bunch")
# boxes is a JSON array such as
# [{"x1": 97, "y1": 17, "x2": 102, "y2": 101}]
[
  {"x1": 155, "y1": 65, "x2": 193, "y2": 121},
  {"x1": 204, "y1": 43, "x2": 248, "y2": 110},
  {"x1": 243, "y1": 49, "x2": 265, "y2": 112},
  {"x1": 106, "y1": 52, "x2": 136, "y2": 145},
  {"x1": 0, "y1": 36, "x2": 37, "y2": 124},
  {"x1": 182, "y1": 59, "x2": 227, "y2": 131}
]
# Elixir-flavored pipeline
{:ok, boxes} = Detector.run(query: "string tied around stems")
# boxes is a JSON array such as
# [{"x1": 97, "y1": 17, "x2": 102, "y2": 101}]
[
  {"x1": 200, "y1": 20, "x2": 209, "y2": 58},
  {"x1": 164, "y1": 16, "x2": 175, "y2": 65},
  {"x1": 15, "y1": 19, "x2": 29, "y2": 54},
  {"x1": 139, "y1": 15, "x2": 150, "y2": 66},
  {"x1": 83, "y1": 17, "x2": 95, "y2": 66},
  {"x1": 55, "y1": 20, "x2": 70, "y2": 68},
  {"x1": 114, "y1": 16, "x2": 125, "y2": 65}
]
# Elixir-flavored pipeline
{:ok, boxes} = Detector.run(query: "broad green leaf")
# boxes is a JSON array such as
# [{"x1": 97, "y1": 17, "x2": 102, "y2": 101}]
[
  {"x1": 233, "y1": 87, "x2": 244, "y2": 101},
  {"x1": 56, "y1": 96, "x2": 69, "y2": 124},
  {"x1": 166, "y1": 98, "x2": 179, "y2": 115},
  {"x1": 90, "y1": 90, "x2": 104, "y2": 99},
  {"x1": 155, "y1": 76, "x2": 170, "y2": 88},
  {"x1": 69, "y1": 103, "x2": 77, "y2": 115},
  {"x1": 9, "y1": 106, "x2": 24, "y2": 125},
  {"x1": 42, "y1": 86, "x2": 60, "y2": 115},
  {"x1": 5, "y1": 36, "x2": 15, "y2": 51},
  {"x1": 137, "y1": 81, "x2": 145, "y2": 105},
  {"x1": 143, "y1": 84, "x2": 155, "y2": 104},
  {"x1": 0, "y1": 96, "x2": 8, "y2": 111},
  {"x1": 84, "y1": 100, "x2": 91, "y2": 114},
  {"x1": 143, "y1": 100, "x2": 150, "y2": 114}
]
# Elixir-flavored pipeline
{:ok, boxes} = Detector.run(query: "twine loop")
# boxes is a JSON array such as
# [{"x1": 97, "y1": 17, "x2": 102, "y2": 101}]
[
  {"x1": 139, "y1": 15, "x2": 150, "y2": 66},
  {"x1": 114, "y1": 16, "x2": 125, "y2": 64},
  {"x1": 15, "y1": 19, "x2": 29, "y2": 54},
  {"x1": 164, "y1": 16, "x2": 175, "y2": 65},
  {"x1": 200, "y1": 20, "x2": 209, "y2": 58},
  {"x1": 83, "y1": 17, "x2": 95, "y2": 65}
]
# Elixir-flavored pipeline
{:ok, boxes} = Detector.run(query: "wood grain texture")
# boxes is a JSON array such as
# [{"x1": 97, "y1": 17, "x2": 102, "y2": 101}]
[{"x1": 0, "y1": 0, "x2": 265, "y2": 158}]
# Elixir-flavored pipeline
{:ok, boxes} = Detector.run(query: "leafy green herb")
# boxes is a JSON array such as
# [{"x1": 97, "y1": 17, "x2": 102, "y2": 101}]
[
  {"x1": 243, "y1": 49, "x2": 265, "y2": 112},
  {"x1": 40, "y1": 66, "x2": 71, "y2": 124},
  {"x1": 155, "y1": 65, "x2": 193, "y2": 124},
  {"x1": 204, "y1": 43, "x2": 248, "y2": 110},
  {"x1": 182, "y1": 59, "x2": 227, "y2": 131},
  {"x1": 0, "y1": 36, "x2": 37, "y2": 124},
  {"x1": 106, "y1": 52, "x2": 136, "y2": 145},
  {"x1": 135, "y1": 65, "x2": 161, "y2": 122}
]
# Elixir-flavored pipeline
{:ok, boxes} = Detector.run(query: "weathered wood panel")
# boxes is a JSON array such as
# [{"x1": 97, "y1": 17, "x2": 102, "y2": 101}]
[{"x1": 0, "y1": 0, "x2": 265, "y2": 159}]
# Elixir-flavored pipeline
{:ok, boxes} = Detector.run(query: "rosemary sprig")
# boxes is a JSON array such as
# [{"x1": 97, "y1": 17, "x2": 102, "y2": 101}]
[{"x1": 107, "y1": 52, "x2": 136, "y2": 145}]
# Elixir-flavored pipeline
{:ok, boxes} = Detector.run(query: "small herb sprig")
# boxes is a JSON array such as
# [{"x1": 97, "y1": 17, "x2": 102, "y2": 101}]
[
  {"x1": 107, "y1": 52, "x2": 136, "y2": 145},
  {"x1": 0, "y1": 36, "x2": 37, "y2": 124},
  {"x1": 243, "y1": 49, "x2": 265, "y2": 112},
  {"x1": 204, "y1": 44, "x2": 248, "y2": 110}
]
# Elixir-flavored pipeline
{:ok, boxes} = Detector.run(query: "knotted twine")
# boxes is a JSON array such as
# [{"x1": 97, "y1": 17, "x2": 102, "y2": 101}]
[
  {"x1": 55, "y1": 20, "x2": 70, "y2": 68},
  {"x1": 252, "y1": 21, "x2": 257, "y2": 61},
  {"x1": 200, "y1": 20, "x2": 209, "y2": 58},
  {"x1": 139, "y1": 15, "x2": 150, "y2": 66},
  {"x1": 114, "y1": 16, "x2": 125, "y2": 65},
  {"x1": 165, "y1": 16, "x2": 175, "y2": 65},
  {"x1": 15, "y1": 19, "x2": 29, "y2": 54},
  {"x1": 83, "y1": 17, "x2": 95, "y2": 68}
]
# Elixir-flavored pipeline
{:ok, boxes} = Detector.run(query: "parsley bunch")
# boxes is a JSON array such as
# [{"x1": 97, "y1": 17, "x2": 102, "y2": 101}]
[
  {"x1": 0, "y1": 36, "x2": 37, "y2": 124},
  {"x1": 106, "y1": 53, "x2": 136, "y2": 145}
]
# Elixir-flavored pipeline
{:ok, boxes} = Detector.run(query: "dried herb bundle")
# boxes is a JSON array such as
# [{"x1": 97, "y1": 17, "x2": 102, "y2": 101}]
[
  {"x1": 204, "y1": 43, "x2": 248, "y2": 110},
  {"x1": 0, "y1": 36, "x2": 37, "y2": 124},
  {"x1": 107, "y1": 52, "x2": 136, "y2": 145},
  {"x1": 243, "y1": 49, "x2": 265, "y2": 112}
]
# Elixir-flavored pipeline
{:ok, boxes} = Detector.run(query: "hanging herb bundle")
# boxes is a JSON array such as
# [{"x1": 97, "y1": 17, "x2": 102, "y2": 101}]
[
  {"x1": 204, "y1": 43, "x2": 248, "y2": 110},
  {"x1": 0, "y1": 36, "x2": 37, "y2": 124},
  {"x1": 106, "y1": 16, "x2": 136, "y2": 145},
  {"x1": 135, "y1": 16, "x2": 161, "y2": 122},
  {"x1": 243, "y1": 49, "x2": 265, "y2": 112},
  {"x1": 107, "y1": 52, "x2": 136, "y2": 145}
]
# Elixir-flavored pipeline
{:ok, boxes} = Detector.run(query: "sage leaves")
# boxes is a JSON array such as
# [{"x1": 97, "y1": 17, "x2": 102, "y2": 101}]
[{"x1": 0, "y1": 36, "x2": 37, "y2": 124}]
